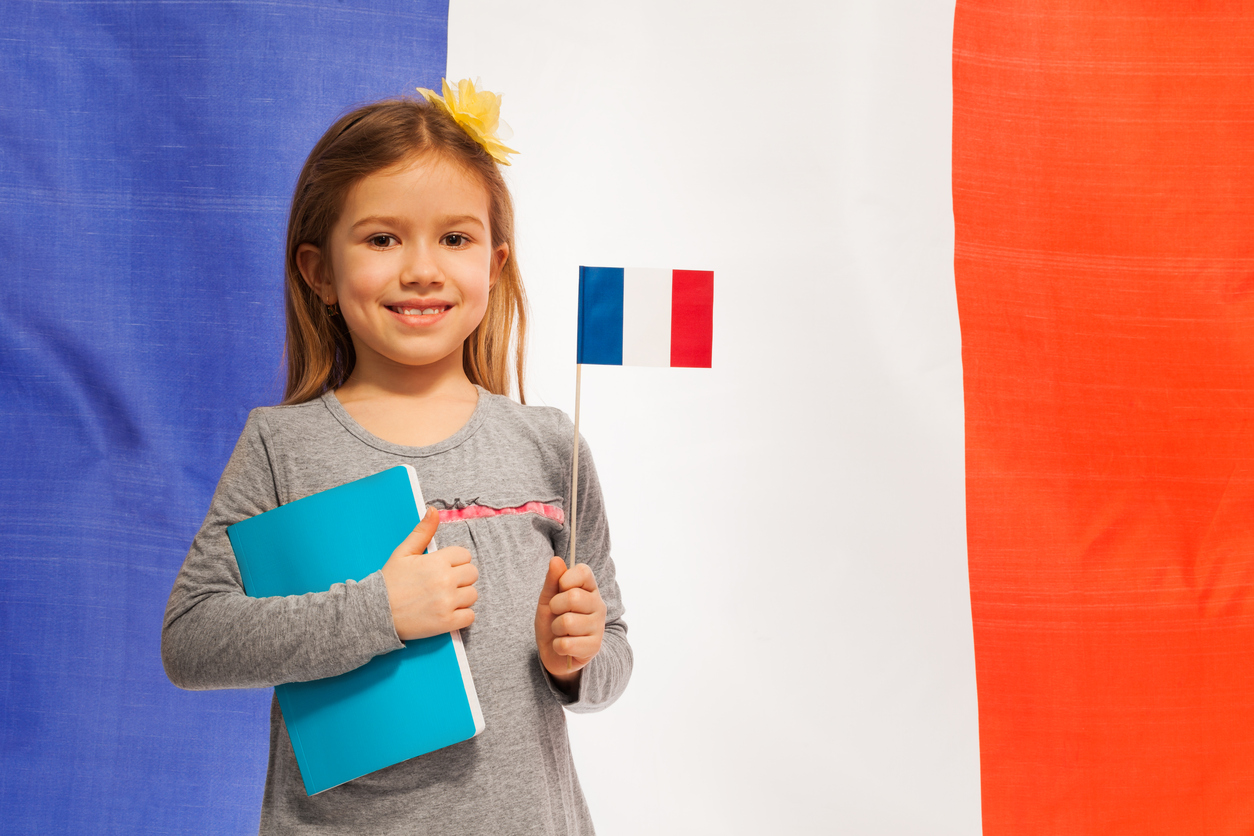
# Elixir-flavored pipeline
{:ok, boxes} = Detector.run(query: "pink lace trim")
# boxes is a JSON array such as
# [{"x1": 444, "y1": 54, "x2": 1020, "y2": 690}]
[{"x1": 438, "y1": 501, "x2": 565, "y2": 526}]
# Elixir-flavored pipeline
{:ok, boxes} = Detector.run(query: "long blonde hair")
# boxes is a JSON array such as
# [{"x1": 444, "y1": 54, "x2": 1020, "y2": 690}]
[{"x1": 281, "y1": 98, "x2": 527, "y2": 404}]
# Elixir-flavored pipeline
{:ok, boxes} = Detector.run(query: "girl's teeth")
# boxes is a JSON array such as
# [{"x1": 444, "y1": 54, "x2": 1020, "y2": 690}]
[{"x1": 397, "y1": 307, "x2": 442, "y2": 315}]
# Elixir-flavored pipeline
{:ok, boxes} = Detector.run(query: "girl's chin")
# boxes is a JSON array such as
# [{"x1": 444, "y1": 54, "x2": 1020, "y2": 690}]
[{"x1": 353, "y1": 342, "x2": 469, "y2": 376}]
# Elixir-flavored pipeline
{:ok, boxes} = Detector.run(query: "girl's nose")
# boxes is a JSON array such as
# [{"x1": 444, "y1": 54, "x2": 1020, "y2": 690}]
[{"x1": 401, "y1": 243, "x2": 441, "y2": 285}]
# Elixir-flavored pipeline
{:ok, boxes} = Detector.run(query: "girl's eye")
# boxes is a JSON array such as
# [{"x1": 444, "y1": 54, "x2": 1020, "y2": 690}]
[
  {"x1": 443, "y1": 233, "x2": 467, "y2": 248},
  {"x1": 368, "y1": 234, "x2": 396, "y2": 248}
]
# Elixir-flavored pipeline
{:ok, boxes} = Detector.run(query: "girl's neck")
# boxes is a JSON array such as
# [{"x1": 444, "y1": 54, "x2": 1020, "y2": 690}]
[{"x1": 334, "y1": 354, "x2": 481, "y2": 448}]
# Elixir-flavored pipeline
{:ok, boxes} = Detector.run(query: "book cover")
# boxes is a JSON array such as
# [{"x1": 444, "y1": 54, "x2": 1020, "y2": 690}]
[{"x1": 226, "y1": 465, "x2": 484, "y2": 795}]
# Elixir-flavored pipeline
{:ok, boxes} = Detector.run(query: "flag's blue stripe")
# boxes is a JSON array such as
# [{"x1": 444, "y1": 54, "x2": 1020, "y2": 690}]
[
  {"x1": 577, "y1": 266, "x2": 625, "y2": 365},
  {"x1": 0, "y1": 2, "x2": 448, "y2": 833}
]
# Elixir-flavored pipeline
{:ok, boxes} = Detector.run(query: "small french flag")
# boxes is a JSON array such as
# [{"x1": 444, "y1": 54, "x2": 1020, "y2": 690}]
[{"x1": 577, "y1": 266, "x2": 714, "y2": 367}]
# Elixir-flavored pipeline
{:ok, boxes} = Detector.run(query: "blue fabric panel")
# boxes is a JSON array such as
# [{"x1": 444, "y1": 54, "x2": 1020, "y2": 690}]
[
  {"x1": 0, "y1": 2, "x2": 448, "y2": 833},
  {"x1": 577, "y1": 266, "x2": 625, "y2": 365}
]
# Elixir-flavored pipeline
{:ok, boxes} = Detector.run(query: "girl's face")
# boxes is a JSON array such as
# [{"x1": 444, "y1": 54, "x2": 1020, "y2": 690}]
[{"x1": 298, "y1": 153, "x2": 508, "y2": 384}]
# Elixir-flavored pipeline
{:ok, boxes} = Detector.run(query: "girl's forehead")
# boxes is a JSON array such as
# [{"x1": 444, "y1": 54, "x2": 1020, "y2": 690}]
[
  {"x1": 374, "y1": 153, "x2": 480, "y2": 191},
  {"x1": 345, "y1": 153, "x2": 490, "y2": 215}
]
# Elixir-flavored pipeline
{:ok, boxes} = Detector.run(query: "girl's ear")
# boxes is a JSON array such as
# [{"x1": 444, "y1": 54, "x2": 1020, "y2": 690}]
[
  {"x1": 489, "y1": 243, "x2": 509, "y2": 290},
  {"x1": 296, "y1": 244, "x2": 336, "y2": 304}
]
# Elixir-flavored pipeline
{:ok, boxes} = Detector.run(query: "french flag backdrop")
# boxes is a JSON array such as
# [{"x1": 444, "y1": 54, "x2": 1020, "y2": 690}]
[{"x1": 3, "y1": 0, "x2": 1249, "y2": 834}]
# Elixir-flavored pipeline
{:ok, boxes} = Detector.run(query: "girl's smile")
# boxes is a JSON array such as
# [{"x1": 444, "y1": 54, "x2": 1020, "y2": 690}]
[
  {"x1": 296, "y1": 153, "x2": 509, "y2": 387},
  {"x1": 388, "y1": 301, "x2": 449, "y2": 318},
  {"x1": 386, "y1": 299, "x2": 452, "y2": 325}
]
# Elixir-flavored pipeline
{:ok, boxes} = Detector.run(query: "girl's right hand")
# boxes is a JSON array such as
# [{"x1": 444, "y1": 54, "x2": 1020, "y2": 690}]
[{"x1": 379, "y1": 507, "x2": 478, "y2": 641}]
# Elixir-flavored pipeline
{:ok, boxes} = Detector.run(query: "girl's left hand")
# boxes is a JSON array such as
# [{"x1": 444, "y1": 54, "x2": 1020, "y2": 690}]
[{"x1": 534, "y1": 556, "x2": 606, "y2": 683}]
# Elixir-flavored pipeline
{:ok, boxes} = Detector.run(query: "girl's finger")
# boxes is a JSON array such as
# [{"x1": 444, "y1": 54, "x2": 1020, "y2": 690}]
[
  {"x1": 536, "y1": 556, "x2": 565, "y2": 607},
  {"x1": 449, "y1": 608, "x2": 475, "y2": 631},
  {"x1": 396, "y1": 507, "x2": 441, "y2": 555},
  {"x1": 441, "y1": 546, "x2": 474, "y2": 567},
  {"x1": 551, "y1": 612, "x2": 601, "y2": 638},
  {"x1": 553, "y1": 636, "x2": 600, "y2": 659},
  {"x1": 548, "y1": 587, "x2": 603, "y2": 616},
  {"x1": 557, "y1": 563, "x2": 598, "y2": 593},
  {"x1": 454, "y1": 585, "x2": 478, "y2": 609},
  {"x1": 452, "y1": 562, "x2": 478, "y2": 587}
]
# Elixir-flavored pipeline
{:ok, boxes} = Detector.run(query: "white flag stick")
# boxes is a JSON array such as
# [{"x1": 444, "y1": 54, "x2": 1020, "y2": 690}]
[
  {"x1": 566, "y1": 362, "x2": 582, "y2": 672},
  {"x1": 570, "y1": 362, "x2": 582, "y2": 567}
]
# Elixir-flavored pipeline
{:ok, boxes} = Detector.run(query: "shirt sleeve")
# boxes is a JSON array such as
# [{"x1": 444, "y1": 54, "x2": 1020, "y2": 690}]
[
  {"x1": 543, "y1": 429, "x2": 633, "y2": 713},
  {"x1": 160, "y1": 409, "x2": 404, "y2": 691}
]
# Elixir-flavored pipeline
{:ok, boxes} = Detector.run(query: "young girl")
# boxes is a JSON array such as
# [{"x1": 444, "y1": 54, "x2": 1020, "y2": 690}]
[{"x1": 161, "y1": 80, "x2": 631, "y2": 834}]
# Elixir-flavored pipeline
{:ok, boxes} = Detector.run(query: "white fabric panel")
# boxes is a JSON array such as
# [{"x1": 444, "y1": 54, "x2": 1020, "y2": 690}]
[
  {"x1": 449, "y1": 1, "x2": 976, "y2": 833},
  {"x1": 621, "y1": 267, "x2": 672, "y2": 367}
]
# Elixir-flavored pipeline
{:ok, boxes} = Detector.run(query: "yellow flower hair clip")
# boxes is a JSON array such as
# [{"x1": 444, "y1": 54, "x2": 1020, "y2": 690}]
[{"x1": 417, "y1": 78, "x2": 519, "y2": 166}]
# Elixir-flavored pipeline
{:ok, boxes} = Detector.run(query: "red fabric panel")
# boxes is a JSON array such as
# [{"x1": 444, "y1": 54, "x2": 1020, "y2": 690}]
[
  {"x1": 953, "y1": 3, "x2": 1254, "y2": 833},
  {"x1": 670, "y1": 269, "x2": 714, "y2": 368}
]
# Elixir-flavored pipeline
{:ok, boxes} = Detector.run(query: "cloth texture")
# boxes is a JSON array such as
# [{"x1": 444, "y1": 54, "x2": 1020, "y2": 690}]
[
  {"x1": 0, "y1": 3, "x2": 451, "y2": 832},
  {"x1": 954, "y1": 3, "x2": 1254, "y2": 833},
  {"x1": 162, "y1": 389, "x2": 630, "y2": 835}
]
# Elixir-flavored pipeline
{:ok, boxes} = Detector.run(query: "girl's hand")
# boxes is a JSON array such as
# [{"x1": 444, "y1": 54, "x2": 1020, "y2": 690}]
[
  {"x1": 534, "y1": 556, "x2": 606, "y2": 684},
  {"x1": 380, "y1": 508, "x2": 478, "y2": 641}
]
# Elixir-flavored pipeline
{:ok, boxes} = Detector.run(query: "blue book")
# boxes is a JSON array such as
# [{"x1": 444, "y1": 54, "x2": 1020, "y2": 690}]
[{"x1": 226, "y1": 465, "x2": 485, "y2": 795}]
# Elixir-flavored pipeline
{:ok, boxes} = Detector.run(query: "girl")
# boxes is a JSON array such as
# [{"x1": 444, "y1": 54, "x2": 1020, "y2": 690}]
[{"x1": 161, "y1": 80, "x2": 631, "y2": 835}]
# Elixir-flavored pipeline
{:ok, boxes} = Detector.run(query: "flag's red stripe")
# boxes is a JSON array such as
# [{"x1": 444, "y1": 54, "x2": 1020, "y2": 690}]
[
  {"x1": 669, "y1": 270, "x2": 713, "y2": 368},
  {"x1": 955, "y1": 3, "x2": 1254, "y2": 833}
]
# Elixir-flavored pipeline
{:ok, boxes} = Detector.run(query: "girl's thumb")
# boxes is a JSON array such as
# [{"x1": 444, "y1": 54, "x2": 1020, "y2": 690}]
[
  {"x1": 402, "y1": 507, "x2": 441, "y2": 554},
  {"x1": 538, "y1": 556, "x2": 566, "y2": 604}
]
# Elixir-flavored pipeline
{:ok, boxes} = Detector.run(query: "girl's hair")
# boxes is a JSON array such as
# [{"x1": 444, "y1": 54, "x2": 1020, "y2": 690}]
[{"x1": 281, "y1": 98, "x2": 527, "y2": 405}]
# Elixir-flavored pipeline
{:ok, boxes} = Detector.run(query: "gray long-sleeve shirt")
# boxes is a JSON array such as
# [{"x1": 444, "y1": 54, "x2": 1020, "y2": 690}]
[{"x1": 162, "y1": 389, "x2": 631, "y2": 835}]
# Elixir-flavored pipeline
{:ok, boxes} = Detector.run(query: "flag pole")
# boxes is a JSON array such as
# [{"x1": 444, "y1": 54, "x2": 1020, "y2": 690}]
[
  {"x1": 570, "y1": 361, "x2": 582, "y2": 568},
  {"x1": 566, "y1": 362, "x2": 582, "y2": 672}
]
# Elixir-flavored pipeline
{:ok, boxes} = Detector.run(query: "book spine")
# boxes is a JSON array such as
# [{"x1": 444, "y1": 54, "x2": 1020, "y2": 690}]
[
  {"x1": 275, "y1": 686, "x2": 322, "y2": 795},
  {"x1": 225, "y1": 528, "x2": 256, "y2": 594}
]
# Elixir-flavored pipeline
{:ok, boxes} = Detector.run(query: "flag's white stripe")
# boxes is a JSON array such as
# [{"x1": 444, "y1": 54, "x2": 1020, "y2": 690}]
[
  {"x1": 450, "y1": 3, "x2": 976, "y2": 830},
  {"x1": 621, "y1": 267, "x2": 672, "y2": 367}
]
